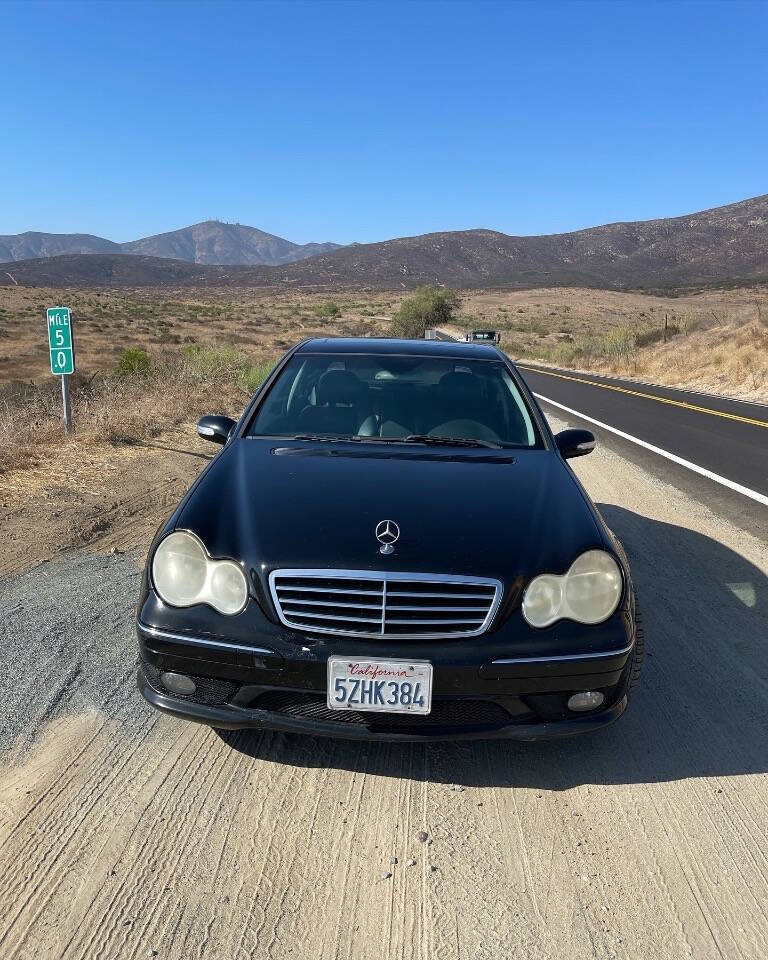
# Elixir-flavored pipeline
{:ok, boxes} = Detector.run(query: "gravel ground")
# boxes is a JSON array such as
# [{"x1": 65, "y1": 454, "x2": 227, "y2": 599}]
[
  {"x1": 0, "y1": 418, "x2": 766, "y2": 959},
  {"x1": 0, "y1": 552, "x2": 145, "y2": 758}
]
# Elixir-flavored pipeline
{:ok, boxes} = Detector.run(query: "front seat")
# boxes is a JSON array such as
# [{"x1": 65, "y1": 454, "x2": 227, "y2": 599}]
[
  {"x1": 430, "y1": 372, "x2": 502, "y2": 442},
  {"x1": 434, "y1": 372, "x2": 488, "y2": 423},
  {"x1": 299, "y1": 370, "x2": 364, "y2": 435}
]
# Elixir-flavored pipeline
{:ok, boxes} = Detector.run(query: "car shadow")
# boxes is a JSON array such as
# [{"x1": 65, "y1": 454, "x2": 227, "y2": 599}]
[
  {"x1": 220, "y1": 504, "x2": 768, "y2": 788},
  {"x1": 135, "y1": 440, "x2": 214, "y2": 461}
]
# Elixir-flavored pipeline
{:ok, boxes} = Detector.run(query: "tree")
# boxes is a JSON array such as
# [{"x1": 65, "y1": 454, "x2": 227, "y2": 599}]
[
  {"x1": 391, "y1": 286, "x2": 460, "y2": 339},
  {"x1": 313, "y1": 301, "x2": 342, "y2": 319}
]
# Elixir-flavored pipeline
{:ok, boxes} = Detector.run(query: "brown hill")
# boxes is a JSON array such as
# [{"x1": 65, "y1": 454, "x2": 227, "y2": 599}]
[
  {"x1": 120, "y1": 221, "x2": 340, "y2": 265},
  {"x1": 0, "y1": 232, "x2": 120, "y2": 261},
  {"x1": 0, "y1": 254, "x2": 214, "y2": 286},
  {"x1": 0, "y1": 221, "x2": 340, "y2": 267},
  {"x1": 254, "y1": 194, "x2": 768, "y2": 290},
  {"x1": 2, "y1": 194, "x2": 767, "y2": 290}
]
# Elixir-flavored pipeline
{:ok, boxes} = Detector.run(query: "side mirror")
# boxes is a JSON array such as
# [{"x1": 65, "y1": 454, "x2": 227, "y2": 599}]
[
  {"x1": 555, "y1": 428, "x2": 595, "y2": 459},
  {"x1": 197, "y1": 414, "x2": 236, "y2": 445}
]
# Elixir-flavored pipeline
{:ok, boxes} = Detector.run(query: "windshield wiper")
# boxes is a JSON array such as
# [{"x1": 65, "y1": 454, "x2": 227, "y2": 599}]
[
  {"x1": 403, "y1": 434, "x2": 502, "y2": 449},
  {"x1": 288, "y1": 434, "x2": 364, "y2": 442},
  {"x1": 283, "y1": 434, "x2": 502, "y2": 449}
]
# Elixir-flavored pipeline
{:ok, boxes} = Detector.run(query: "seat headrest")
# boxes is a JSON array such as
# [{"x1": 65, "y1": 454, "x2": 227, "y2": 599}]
[
  {"x1": 438, "y1": 371, "x2": 483, "y2": 396},
  {"x1": 317, "y1": 369, "x2": 362, "y2": 405}
]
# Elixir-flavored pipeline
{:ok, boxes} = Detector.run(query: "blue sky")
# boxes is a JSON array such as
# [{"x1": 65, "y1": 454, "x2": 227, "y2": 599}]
[{"x1": 1, "y1": 0, "x2": 766, "y2": 244}]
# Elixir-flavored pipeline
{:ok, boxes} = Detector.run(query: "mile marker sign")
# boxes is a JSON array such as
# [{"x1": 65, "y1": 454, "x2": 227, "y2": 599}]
[
  {"x1": 47, "y1": 306, "x2": 75, "y2": 433},
  {"x1": 47, "y1": 306, "x2": 75, "y2": 374}
]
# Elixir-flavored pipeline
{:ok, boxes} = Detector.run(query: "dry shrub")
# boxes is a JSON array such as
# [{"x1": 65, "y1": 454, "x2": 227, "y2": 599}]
[
  {"x1": 0, "y1": 346, "x2": 277, "y2": 475},
  {"x1": 603, "y1": 326, "x2": 636, "y2": 364},
  {"x1": 527, "y1": 311, "x2": 766, "y2": 400},
  {"x1": 0, "y1": 384, "x2": 66, "y2": 474}
]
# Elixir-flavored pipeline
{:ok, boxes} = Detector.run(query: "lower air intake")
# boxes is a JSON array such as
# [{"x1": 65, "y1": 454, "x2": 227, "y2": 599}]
[{"x1": 253, "y1": 691, "x2": 511, "y2": 730}]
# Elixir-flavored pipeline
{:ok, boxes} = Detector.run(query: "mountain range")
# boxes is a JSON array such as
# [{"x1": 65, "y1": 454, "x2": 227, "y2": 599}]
[
  {"x1": 2, "y1": 195, "x2": 767, "y2": 290},
  {"x1": 0, "y1": 221, "x2": 340, "y2": 266}
]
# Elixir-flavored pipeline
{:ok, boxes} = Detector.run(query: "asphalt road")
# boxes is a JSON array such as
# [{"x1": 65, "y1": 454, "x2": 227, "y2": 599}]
[{"x1": 516, "y1": 362, "x2": 768, "y2": 535}]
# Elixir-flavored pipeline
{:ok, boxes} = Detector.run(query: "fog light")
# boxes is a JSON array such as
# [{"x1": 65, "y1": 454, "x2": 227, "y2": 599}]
[
  {"x1": 160, "y1": 671, "x2": 197, "y2": 696},
  {"x1": 567, "y1": 691, "x2": 605, "y2": 712}
]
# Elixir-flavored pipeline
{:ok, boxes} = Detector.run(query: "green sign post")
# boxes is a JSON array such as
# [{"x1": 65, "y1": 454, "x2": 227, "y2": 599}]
[
  {"x1": 47, "y1": 307, "x2": 75, "y2": 432},
  {"x1": 47, "y1": 307, "x2": 74, "y2": 374}
]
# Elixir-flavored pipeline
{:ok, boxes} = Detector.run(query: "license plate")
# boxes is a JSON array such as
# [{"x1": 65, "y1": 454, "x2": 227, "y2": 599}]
[{"x1": 327, "y1": 657, "x2": 433, "y2": 715}]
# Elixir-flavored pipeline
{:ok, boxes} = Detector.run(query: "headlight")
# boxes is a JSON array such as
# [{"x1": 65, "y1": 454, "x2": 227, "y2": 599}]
[
  {"x1": 522, "y1": 550, "x2": 622, "y2": 628},
  {"x1": 151, "y1": 531, "x2": 249, "y2": 615}
]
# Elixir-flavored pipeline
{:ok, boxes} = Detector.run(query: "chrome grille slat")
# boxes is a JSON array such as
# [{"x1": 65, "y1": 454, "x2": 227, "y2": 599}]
[
  {"x1": 384, "y1": 618, "x2": 486, "y2": 625},
  {"x1": 281, "y1": 609, "x2": 383, "y2": 624},
  {"x1": 270, "y1": 569, "x2": 502, "y2": 639},
  {"x1": 278, "y1": 585, "x2": 384, "y2": 596},
  {"x1": 281, "y1": 598, "x2": 383, "y2": 609},
  {"x1": 387, "y1": 591, "x2": 493, "y2": 599},
  {"x1": 386, "y1": 604, "x2": 490, "y2": 612}
]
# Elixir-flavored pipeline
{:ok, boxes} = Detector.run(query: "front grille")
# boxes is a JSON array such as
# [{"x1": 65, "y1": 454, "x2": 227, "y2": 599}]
[
  {"x1": 269, "y1": 569, "x2": 502, "y2": 639},
  {"x1": 254, "y1": 691, "x2": 511, "y2": 730}
]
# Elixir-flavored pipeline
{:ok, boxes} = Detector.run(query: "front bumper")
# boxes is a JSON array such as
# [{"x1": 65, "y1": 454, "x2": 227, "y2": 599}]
[
  {"x1": 136, "y1": 601, "x2": 636, "y2": 741},
  {"x1": 137, "y1": 662, "x2": 628, "y2": 741}
]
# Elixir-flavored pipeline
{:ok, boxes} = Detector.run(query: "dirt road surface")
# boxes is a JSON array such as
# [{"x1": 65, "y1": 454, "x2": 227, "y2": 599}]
[{"x1": 1, "y1": 414, "x2": 766, "y2": 960}]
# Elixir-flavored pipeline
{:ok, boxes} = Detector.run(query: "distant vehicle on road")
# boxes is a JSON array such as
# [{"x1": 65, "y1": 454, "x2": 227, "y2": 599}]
[
  {"x1": 137, "y1": 337, "x2": 643, "y2": 742},
  {"x1": 466, "y1": 329, "x2": 500, "y2": 343}
]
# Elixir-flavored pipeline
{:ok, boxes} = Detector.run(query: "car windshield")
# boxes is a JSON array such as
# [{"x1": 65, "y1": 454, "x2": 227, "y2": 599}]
[{"x1": 248, "y1": 352, "x2": 540, "y2": 448}]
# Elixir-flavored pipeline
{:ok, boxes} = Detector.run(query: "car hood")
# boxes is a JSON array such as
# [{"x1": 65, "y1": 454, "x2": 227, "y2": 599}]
[{"x1": 176, "y1": 439, "x2": 605, "y2": 582}]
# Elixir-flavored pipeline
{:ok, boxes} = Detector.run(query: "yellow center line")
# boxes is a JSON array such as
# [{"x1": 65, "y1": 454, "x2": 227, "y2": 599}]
[{"x1": 517, "y1": 365, "x2": 768, "y2": 429}]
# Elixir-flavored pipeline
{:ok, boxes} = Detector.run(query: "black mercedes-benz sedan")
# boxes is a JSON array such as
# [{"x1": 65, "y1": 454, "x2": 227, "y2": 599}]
[{"x1": 136, "y1": 337, "x2": 643, "y2": 741}]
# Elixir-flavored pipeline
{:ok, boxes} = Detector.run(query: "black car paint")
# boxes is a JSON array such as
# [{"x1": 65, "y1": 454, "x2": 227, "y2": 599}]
[{"x1": 136, "y1": 338, "x2": 638, "y2": 741}]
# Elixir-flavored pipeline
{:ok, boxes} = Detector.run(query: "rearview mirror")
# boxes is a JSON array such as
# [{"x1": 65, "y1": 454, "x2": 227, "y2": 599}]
[
  {"x1": 555, "y1": 428, "x2": 595, "y2": 459},
  {"x1": 197, "y1": 414, "x2": 236, "y2": 445}
]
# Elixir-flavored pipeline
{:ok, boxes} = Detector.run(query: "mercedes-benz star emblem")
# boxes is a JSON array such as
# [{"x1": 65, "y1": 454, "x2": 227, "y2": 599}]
[{"x1": 375, "y1": 520, "x2": 400, "y2": 555}]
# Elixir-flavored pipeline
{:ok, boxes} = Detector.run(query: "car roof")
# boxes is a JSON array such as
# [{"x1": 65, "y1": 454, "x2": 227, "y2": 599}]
[{"x1": 295, "y1": 337, "x2": 503, "y2": 360}]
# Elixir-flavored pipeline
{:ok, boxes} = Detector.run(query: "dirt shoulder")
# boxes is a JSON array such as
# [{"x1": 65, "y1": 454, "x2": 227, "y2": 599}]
[
  {"x1": 0, "y1": 412, "x2": 766, "y2": 959},
  {"x1": 0, "y1": 426, "x2": 210, "y2": 576}
]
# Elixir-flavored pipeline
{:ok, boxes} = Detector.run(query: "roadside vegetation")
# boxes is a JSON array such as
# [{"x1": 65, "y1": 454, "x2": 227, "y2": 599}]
[
  {"x1": 0, "y1": 282, "x2": 765, "y2": 480},
  {"x1": 0, "y1": 345, "x2": 277, "y2": 475},
  {"x1": 455, "y1": 286, "x2": 768, "y2": 400},
  {"x1": 503, "y1": 309, "x2": 768, "y2": 398},
  {"x1": 390, "y1": 285, "x2": 460, "y2": 338},
  {"x1": 0, "y1": 287, "x2": 393, "y2": 478},
  {"x1": 313, "y1": 300, "x2": 342, "y2": 319}
]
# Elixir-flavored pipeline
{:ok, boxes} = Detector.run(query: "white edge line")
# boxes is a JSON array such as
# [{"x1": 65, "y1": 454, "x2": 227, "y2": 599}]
[{"x1": 535, "y1": 392, "x2": 768, "y2": 508}]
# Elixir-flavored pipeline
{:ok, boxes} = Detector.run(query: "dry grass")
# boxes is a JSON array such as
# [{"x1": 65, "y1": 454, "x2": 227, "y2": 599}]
[
  {"x1": 1, "y1": 282, "x2": 765, "y2": 481},
  {"x1": 0, "y1": 286, "x2": 393, "y2": 383},
  {"x1": 454, "y1": 286, "x2": 768, "y2": 401},
  {"x1": 628, "y1": 317, "x2": 768, "y2": 397},
  {"x1": 0, "y1": 287, "x2": 391, "y2": 477},
  {"x1": 3, "y1": 283, "x2": 766, "y2": 397},
  {"x1": 0, "y1": 347, "x2": 277, "y2": 476}
]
